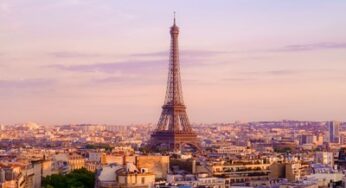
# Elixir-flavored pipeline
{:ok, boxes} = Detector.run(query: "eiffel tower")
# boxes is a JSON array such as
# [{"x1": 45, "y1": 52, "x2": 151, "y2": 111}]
[{"x1": 149, "y1": 15, "x2": 201, "y2": 152}]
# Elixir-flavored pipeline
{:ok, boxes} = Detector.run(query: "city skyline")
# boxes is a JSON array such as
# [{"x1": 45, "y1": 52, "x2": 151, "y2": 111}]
[{"x1": 1, "y1": 0, "x2": 346, "y2": 124}]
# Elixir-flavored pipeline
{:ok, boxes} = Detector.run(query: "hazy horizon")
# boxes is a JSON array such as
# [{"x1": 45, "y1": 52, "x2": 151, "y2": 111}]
[{"x1": 1, "y1": 0, "x2": 346, "y2": 124}]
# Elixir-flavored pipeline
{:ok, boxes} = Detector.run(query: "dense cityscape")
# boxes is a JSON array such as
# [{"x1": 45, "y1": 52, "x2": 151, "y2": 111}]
[
  {"x1": 1, "y1": 121, "x2": 346, "y2": 188},
  {"x1": 1, "y1": 1, "x2": 346, "y2": 188}
]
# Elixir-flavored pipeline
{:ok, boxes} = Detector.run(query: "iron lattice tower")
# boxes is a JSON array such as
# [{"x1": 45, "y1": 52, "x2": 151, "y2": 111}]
[{"x1": 149, "y1": 15, "x2": 200, "y2": 152}]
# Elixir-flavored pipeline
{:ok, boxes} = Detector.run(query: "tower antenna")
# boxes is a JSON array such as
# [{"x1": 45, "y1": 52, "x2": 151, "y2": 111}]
[{"x1": 173, "y1": 11, "x2": 176, "y2": 25}]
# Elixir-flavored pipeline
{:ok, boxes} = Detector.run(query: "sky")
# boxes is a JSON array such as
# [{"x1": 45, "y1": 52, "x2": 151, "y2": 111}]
[{"x1": 1, "y1": 0, "x2": 346, "y2": 125}]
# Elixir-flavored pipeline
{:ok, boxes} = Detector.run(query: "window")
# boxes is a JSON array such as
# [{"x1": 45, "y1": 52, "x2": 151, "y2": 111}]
[{"x1": 141, "y1": 177, "x2": 145, "y2": 184}]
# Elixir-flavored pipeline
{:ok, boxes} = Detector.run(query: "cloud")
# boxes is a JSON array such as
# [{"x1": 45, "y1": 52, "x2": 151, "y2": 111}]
[
  {"x1": 48, "y1": 59, "x2": 167, "y2": 74},
  {"x1": 93, "y1": 76, "x2": 129, "y2": 83},
  {"x1": 133, "y1": 42, "x2": 346, "y2": 58},
  {"x1": 131, "y1": 50, "x2": 230, "y2": 58},
  {"x1": 48, "y1": 41, "x2": 346, "y2": 61},
  {"x1": 91, "y1": 76, "x2": 162, "y2": 86},
  {"x1": 0, "y1": 2, "x2": 10, "y2": 14},
  {"x1": 183, "y1": 79, "x2": 216, "y2": 85},
  {"x1": 49, "y1": 51, "x2": 104, "y2": 58},
  {"x1": 241, "y1": 70, "x2": 302, "y2": 76},
  {"x1": 222, "y1": 69, "x2": 346, "y2": 84},
  {"x1": 130, "y1": 51, "x2": 166, "y2": 57},
  {"x1": 130, "y1": 42, "x2": 346, "y2": 59},
  {"x1": 0, "y1": 79, "x2": 55, "y2": 89},
  {"x1": 274, "y1": 42, "x2": 346, "y2": 52},
  {"x1": 47, "y1": 55, "x2": 211, "y2": 75},
  {"x1": 47, "y1": 49, "x2": 228, "y2": 61},
  {"x1": 0, "y1": 52, "x2": 7, "y2": 59},
  {"x1": 223, "y1": 78, "x2": 257, "y2": 82},
  {"x1": 221, "y1": 70, "x2": 303, "y2": 83},
  {"x1": 47, "y1": 57, "x2": 219, "y2": 87}
]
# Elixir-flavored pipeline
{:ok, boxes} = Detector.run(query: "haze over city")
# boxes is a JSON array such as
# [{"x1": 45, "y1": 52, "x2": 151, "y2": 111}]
[{"x1": 1, "y1": 0, "x2": 346, "y2": 124}]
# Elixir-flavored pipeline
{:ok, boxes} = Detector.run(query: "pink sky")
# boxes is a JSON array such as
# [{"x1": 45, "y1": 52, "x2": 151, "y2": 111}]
[{"x1": 1, "y1": 0, "x2": 346, "y2": 124}]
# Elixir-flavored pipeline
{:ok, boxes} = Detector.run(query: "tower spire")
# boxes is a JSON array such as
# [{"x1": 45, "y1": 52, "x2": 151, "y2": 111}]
[{"x1": 173, "y1": 11, "x2": 176, "y2": 25}]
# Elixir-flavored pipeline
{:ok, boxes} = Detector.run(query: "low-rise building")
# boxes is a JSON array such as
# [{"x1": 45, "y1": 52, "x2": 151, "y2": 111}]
[{"x1": 96, "y1": 163, "x2": 155, "y2": 188}]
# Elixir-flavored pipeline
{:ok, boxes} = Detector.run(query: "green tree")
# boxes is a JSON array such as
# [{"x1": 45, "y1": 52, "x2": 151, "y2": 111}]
[{"x1": 42, "y1": 168, "x2": 95, "y2": 188}]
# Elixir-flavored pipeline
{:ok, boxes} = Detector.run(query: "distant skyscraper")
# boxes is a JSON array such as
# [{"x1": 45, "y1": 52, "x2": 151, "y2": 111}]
[
  {"x1": 327, "y1": 121, "x2": 340, "y2": 143},
  {"x1": 149, "y1": 15, "x2": 200, "y2": 152}
]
